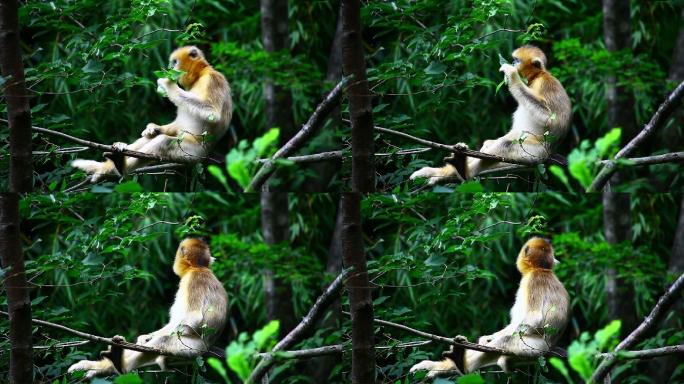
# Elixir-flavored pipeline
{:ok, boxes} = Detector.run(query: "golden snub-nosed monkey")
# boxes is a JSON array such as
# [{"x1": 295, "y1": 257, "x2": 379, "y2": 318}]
[
  {"x1": 72, "y1": 46, "x2": 233, "y2": 182},
  {"x1": 67, "y1": 238, "x2": 228, "y2": 378},
  {"x1": 410, "y1": 45, "x2": 572, "y2": 184},
  {"x1": 410, "y1": 237, "x2": 570, "y2": 378}
]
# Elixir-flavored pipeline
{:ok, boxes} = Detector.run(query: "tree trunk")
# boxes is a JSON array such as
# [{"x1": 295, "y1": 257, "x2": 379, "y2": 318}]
[
  {"x1": 303, "y1": 4, "x2": 345, "y2": 192},
  {"x1": 307, "y1": 198, "x2": 345, "y2": 381},
  {"x1": 341, "y1": 0, "x2": 375, "y2": 192},
  {"x1": 341, "y1": 193, "x2": 375, "y2": 383},
  {"x1": 669, "y1": 8, "x2": 684, "y2": 83},
  {"x1": 649, "y1": 195, "x2": 684, "y2": 382},
  {"x1": 260, "y1": 191, "x2": 296, "y2": 336},
  {"x1": 0, "y1": 0, "x2": 33, "y2": 192},
  {"x1": 260, "y1": 0, "x2": 296, "y2": 342},
  {"x1": 602, "y1": 0, "x2": 638, "y2": 345},
  {"x1": 0, "y1": 194, "x2": 33, "y2": 383},
  {"x1": 602, "y1": 192, "x2": 637, "y2": 335}
]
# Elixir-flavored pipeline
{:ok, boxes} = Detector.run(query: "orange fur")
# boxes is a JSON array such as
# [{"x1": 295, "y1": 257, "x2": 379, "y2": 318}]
[{"x1": 174, "y1": 237, "x2": 212, "y2": 277}]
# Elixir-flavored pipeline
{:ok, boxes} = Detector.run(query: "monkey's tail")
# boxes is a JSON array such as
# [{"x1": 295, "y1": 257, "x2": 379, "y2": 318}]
[{"x1": 71, "y1": 159, "x2": 118, "y2": 182}]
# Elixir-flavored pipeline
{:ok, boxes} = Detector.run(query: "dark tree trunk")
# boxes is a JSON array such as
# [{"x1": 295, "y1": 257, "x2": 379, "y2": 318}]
[
  {"x1": 602, "y1": 192, "x2": 637, "y2": 334},
  {"x1": 303, "y1": 5, "x2": 345, "y2": 192},
  {"x1": 341, "y1": 193, "x2": 375, "y2": 383},
  {"x1": 260, "y1": 0, "x2": 296, "y2": 340},
  {"x1": 649, "y1": 195, "x2": 684, "y2": 382},
  {"x1": 341, "y1": 0, "x2": 375, "y2": 192},
  {"x1": 0, "y1": 194, "x2": 33, "y2": 383},
  {"x1": 260, "y1": 0, "x2": 295, "y2": 142},
  {"x1": 0, "y1": 0, "x2": 33, "y2": 192},
  {"x1": 260, "y1": 191, "x2": 296, "y2": 335},
  {"x1": 307, "y1": 198, "x2": 345, "y2": 381},
  {"x1": 669, "y1": 8, "x2": 684, "y2": 83},
  {"x1": 602, "y1": 0, "x2": 638, "y2": 342}
]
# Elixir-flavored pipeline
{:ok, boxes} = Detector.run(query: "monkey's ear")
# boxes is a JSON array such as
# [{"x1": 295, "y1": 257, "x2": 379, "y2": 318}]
[
  {"x1": 532, "y1": 58, "x2": 543, "y2": 69},
  {"x1": 524, "y1": 245, "x2": 529, "y2": 255},
  {"x1": 189, "y1": 48, "x2": 198, "y2": 59}
]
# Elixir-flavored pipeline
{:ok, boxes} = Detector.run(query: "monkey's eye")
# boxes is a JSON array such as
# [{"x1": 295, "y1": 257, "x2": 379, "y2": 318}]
[{"x1": 512, "y1": 58, "x2": 521, "y2": 65}]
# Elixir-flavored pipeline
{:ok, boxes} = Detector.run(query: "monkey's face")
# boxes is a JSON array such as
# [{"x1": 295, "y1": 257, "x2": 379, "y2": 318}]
[
  {"x1": 517, "y1": 237, "x2": 557, "y2": 273},
  {"x1": 169, "y1": 46, "x2": 206, "y2": 71},
  {"x1": 511, "y1": 45, "x2": 547, "y2": 77}
]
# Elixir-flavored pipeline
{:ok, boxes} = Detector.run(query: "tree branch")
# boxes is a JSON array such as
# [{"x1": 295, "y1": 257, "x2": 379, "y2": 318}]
[
  {"x1": 598, "y1": 151, "x2": 684, "y2": 167},
  {"x1": 246, "y1": 268, "x2": 352, "y2": 384},
  {"x1": 597, "y1": 344, "x2": 684, "y2": 361},
  {"x1": 0, "y1": 310, "x2": 219, "y2": 358},
  {"x1": 253, "y1": 147, "x2": 432, "y2": 164},
  {"x1": 587, "y1": 80, "x2": 684, "y2": 192},
  {"x1": 0, "y1": 118, "x2": 221, "y2": 165},
  {"x1": 590, "y1": 273, "x2": 684, "y2": 383},
  {"x1": 352, "y1": 313, "x2": 567, "y2": 358},
  {"x1": 252, "y1": 340, "x2": 432, "y2": 360},
  {"x1": 245, "y1": 77, "x2": 350, "y2": 192},
  {"x1": 367, "y1": 122, "x2": 564, "y2": 167}
]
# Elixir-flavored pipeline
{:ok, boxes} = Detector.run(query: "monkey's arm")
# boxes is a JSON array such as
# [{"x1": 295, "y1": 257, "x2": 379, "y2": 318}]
[
  {"x1": 500, "y1": 64, "x2": 551, "y2": 121},
  {"x1": 158, "y1": 79, "x2": 221, "y2": 122}
]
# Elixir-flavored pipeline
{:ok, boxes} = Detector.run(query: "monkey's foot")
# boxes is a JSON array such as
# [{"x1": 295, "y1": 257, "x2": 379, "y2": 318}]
[
  {"x1": 104, "y1": 143, "x2": 128, "y2": 176},
  {"x1": 410, "y1": 359, "x2": 463, "y2": 379},
  {"x1": 100, "y1": 335, "x2": 126, "y2": 373},
  {"x1": 453, "y1": 142, "x2": 469, "y2": 151},
  {"x1": 142, "y1": 124, "x2": 160, "y2": 138}
]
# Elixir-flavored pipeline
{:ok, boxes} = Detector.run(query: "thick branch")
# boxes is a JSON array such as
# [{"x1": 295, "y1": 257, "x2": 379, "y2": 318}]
[
  {"x1": 0, "y1": 118, "x2": 221, "y2": 165},
  {"x1": 246, "y1": 77, "x2": 350, "y2": 192},
  {"x1": 597, "y1": 344, "x2": 684, "y2": 361},
  {"x1": 367, "y1": 123, "x2": 560, "y2": 166},
  {"x1": 368, "y1": 315, "x2": 566, "y2": 358},
  {"x1": 591, "y1": 273, "x2": 684, "y2": 382},
  {"x1": 246, "y1": 268, "x2": 352, "y2": 384},
  {"x1": 588, "y1": 80, "x2": 684, "y2": 192},
  {"x1": 0, "y1": 310, "x2": 215, "y2": 358}
]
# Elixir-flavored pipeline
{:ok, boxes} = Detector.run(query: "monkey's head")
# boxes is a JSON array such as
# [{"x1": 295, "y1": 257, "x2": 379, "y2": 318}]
[
  {"x1": 169, "y1": 46, "x2": 210, "y2": 88},
  {"x1": 173, "y1": 237, "x2": 214, "y2": 277},
  {"x1": 511, "y1": 45, "x2": 547, "y2": 81},
  {"x1": 517, "y1": 237, "x2": 559, "y2": 274}
]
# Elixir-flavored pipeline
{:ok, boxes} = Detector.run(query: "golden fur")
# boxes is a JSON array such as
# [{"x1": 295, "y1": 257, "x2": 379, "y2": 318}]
[
  {"x1": 410, "y1": 237, "x2": 570, "y2": 378},
  {"x1": 71, "y1": 46, "x2": 232, "y2": 181},
  {"x1": 410, "y1": 45, "x2": 572, "y2": 184},
  {"x1": 68, "y1": 238, "x2": 228, "y2": 378}
]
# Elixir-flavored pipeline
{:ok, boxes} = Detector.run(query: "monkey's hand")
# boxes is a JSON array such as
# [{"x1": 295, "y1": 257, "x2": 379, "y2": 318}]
[
  {"x1": 136, "y1": 333, "x2": 154, "y2": 344},
  {"x1": 478, "y1": 334, "x2": 494, "y2": 345},
  {"x1": 157, "y1": 78, "x2": 175, "y2": 97},
  {"x1": 499, "y1": 63, "x2": 519, "y2": 83},
  {"x1": 142, "y1": 123, "x2": 161, "y2": 138}
]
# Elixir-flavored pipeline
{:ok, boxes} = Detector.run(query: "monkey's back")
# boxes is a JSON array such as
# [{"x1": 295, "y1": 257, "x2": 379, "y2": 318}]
[
  {"x1": 527, "y1": 270, "x2": 570, "y2": 340},
  {"x1": 187, "y1": 268, "x2": 229, "y2": 336}
]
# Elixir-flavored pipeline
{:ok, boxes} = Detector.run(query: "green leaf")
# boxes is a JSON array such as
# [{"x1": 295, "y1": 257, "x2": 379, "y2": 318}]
[
  {"x1": 113, "y1": 374, "x2": 143, "y2": 384},
  {"x1": 253, "y1": 128, "x2": 280, "y2": 157},
  {"x1": 253, "y1": 320, "x2": 280, "y2": 350},
  {"x1": 595, "y1": 128, "x2": 621, "y2": 158},
  {"x1": 549, "y1": 165, "x2": 572, "y2": 191},
  {"x1": 207, "y1": 357, "x2": 229, "y2": 383},
  {"x1": 114, "y1": 181, "x2": 143, "y2": 193},
  {"x1": 425, "y1": 61, "x2": 447, "y2": 75},
  {"x1": 498, "y1": 53, "x2": 509, "y2": 66},
  {"x1": 456, "y1": 373, "x2": 485, "y2": 384},
  {"x1": 456, "y1": 181, "x2": 484, "y2": 193},
  {"x1": 208, "y1": 165, "x2": 229, "y2": 191},
  {"x1": 549, "y1": 357, "x2": 573, "y2": 384},
  {"x1": 82, "y1": 60, "x2": 104, "y2": 73},
  {"x1": 495, "y1": 79, "x2": 505, "y2": 94},
  {"x1": 595, "y1": 320, "x2": 621, "y2": 350}
]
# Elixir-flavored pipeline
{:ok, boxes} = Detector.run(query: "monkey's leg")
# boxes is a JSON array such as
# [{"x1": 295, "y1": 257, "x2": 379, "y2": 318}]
[
  {"x1": 410, "y1": 358, "x2": 462, "y2": 378},
  {"x1": 122, "y1": 135, "x2": 175, "y2": 175},
  {"x1": 68, "y1": 358, "x2": 117, "y2": 378}
]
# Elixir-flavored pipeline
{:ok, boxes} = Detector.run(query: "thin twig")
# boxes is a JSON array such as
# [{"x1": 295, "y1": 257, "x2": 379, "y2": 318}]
[
  {"x1": 253, "y1": 147, "x2": 432, "y2": 164},
  {"x1": 246, "y1": 77, "x2": 351, "y2": 192},
  {"x1": 590, "y1": 273, "x2": 684, "y2": 382},
  {"x1": 598, "y1": 151, "x2": 684, "y2": 167},
  {"x1": 246, "y1": 268, "x2": 352, "y2": 384},
  {"x1": 587, "y1": 80, "x2": 684, "y2": 192}
]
